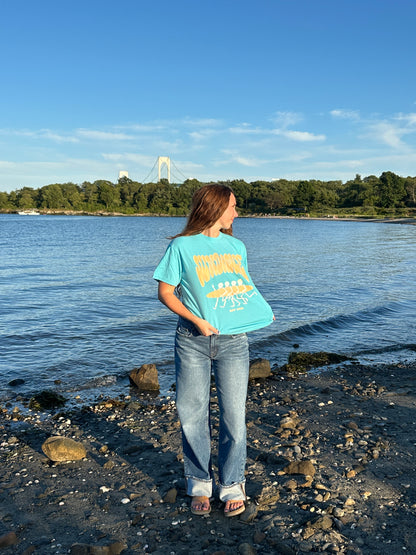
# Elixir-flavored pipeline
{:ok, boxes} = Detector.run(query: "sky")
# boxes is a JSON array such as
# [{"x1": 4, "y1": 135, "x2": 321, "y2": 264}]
[{"x1": 1, "y1": 0, "x2": 416, "y2": 192}]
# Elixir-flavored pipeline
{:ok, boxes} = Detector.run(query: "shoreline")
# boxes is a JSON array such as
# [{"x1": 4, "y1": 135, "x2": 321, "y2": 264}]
[
  {"x1": 1, "y1": 360, "x2": 416, "y2": 554},
  {"x1": 3, "y1": 210, "x2": 416, "y2": 224}
]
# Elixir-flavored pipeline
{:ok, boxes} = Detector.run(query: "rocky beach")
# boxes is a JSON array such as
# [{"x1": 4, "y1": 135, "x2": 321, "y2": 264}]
[{"x1": 1, "y1": 357, "x2": 416, "y2": 555}]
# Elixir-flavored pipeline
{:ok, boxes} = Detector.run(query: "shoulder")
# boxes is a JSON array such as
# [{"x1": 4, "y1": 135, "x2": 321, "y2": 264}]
[
  {"x1": 170, "y1": 235, "x2": 199, "y2": 249},
  {"x1": 220, "y1": 233, "x2": 246, "y2": 251}
]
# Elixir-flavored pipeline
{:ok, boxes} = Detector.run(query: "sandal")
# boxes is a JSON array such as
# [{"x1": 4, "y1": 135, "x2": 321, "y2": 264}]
[
  {"x1": 224, "y1": 499, "x2": 245, "y2": 517},
  {"x1": 190, "y1": 496, "x2": 211, "y2": 515}
]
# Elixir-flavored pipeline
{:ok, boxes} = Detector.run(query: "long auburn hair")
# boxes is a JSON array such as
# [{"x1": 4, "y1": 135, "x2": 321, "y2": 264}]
[{"x1": 173, "y1": 183, "x2": 234, "y2": 238}]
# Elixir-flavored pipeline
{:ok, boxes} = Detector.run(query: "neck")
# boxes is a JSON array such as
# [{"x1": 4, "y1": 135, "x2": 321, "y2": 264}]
[{"x1": 202, "y1": 225, "x2": 221, "y2": 238}]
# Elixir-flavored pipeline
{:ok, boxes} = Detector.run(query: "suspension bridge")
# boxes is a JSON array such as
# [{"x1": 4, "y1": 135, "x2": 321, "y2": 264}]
[{"x1": 119, "y1": 157, "x2": 189, "y2": 184}]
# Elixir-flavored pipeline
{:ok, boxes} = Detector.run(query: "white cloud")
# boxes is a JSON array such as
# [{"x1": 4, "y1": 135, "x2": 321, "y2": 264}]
[
  {"x1": 182, "y1": 117, "x2": 223, "y2": 127},
  {"x1": 314, "y1": 159, "x2": 365, "y2": 169},
  {"x1": 229, "y1": 124, "x2": 263, "y2": 135},
  {"x1": 394, "y1": 113, "x2": 416, "y2": 126},
  {"x1": 0, "y1": 128, "x2": 79, "y2": 143},
  {"x1": 277, "y1": 130, "x2": 326, "y2": 142},
  {"x1": 40, "y1": 130, "x2": 79, "y2": 143},
  {"x1": 101, "y1": 153, "x2": 156, "y2": 166},
  {"x1": 189, "y1": 129, "x2": 220, "y2": 140},
  {"x1": 117, "y1": 123, "x2": 167, "y2": 132},
  {"x1": 330, "y1": 109, "x2": 360, "y2": 120},
  {"x1": 365, "y1": 122, "x2": 408, "y2": 149},
  {"x1": 217, "y1": 149, "x2": 268, "y2": 167},
  {"x1": 77, "y1": 129, "x2": 134, "y2": 141},
  {"x1": 0, "y1": 160, "x2": 16, "y2": 169},
  {"x1": 272, "y1": 111, "x2": 303, "y2": 128},
  {"x1": 233, "y1": 156, "x2": 261, "y2": 167}
]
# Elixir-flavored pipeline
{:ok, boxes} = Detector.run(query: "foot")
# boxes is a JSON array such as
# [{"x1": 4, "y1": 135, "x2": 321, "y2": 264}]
[
  {"x1": 190, "y1": 496, "x2": 211, "y2": 515},
  {"x1": 224, "y1": 499, "x2": 245, "y2": 517}
]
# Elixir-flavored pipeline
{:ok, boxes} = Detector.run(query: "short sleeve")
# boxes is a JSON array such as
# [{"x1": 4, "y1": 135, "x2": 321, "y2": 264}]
[{"x1": 153, "y1": 242, "x2": 182, "y2": 286}]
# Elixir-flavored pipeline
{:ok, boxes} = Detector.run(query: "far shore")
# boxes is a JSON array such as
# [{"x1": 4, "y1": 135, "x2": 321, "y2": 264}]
[{"x1": 4, "y1": 209, "x2": 416, "y2": 225}]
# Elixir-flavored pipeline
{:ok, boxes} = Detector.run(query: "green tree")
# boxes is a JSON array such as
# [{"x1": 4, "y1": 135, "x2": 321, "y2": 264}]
[
  {"x1": 96, "y1": 181, "x2": 120, "y2": 210},
  {"x1": 39, "y1": 184, "x2": 68, "y2": 209},
  {"x1": 0, "y1": 192, "x2": 10, "y2": 210},
  {"x1": 378, "y1": 171, "x2": 406, "y2": 208},
  {"x1": 81, "y1": 182, "x2": 98, "y2": 209},
  {"x1": 16, "y1": 187, "x2": 37, "y2": 209},
  {"x1": 230, "y1": 180, "x2": 252, "y2": 211},
  {"x1": 8, "y1": 191, "x2": 18, "y2": 209},
  {"x1": 60, "y1": 183, "x2": 83, "y2": 210},
  {"x1": 118, "y1": 177, "x2": 141, "y2": 209},
  {"x1": 294, "y1": 181, "x2": 316, "y2": 210},
  {"x1": 148, "y1": 182, "x2": 172, "y2": 213},
  {"x1": 404, "y1": 176, "x2": 416, "y2": 206},
  {"x1": 172, "y1": 179, "x2": 201, "y2": 213}
]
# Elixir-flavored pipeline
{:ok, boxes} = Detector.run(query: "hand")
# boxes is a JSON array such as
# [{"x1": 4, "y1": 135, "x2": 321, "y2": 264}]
[{"x1": 195, "y1": 318, "x2": 219, "y2": 336}]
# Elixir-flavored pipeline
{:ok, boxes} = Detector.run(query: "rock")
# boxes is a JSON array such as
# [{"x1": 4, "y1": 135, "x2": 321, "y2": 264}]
[
  {"x1": 163, "y1": 487, "x2": 178, "y2": 504},
  {"x1": 285, "y1": 479, "x2": 298, "y2": 491},
  {"x1": 238, "y1": 543, "x2": 257, "y2": 555},
  {"x1": 239, "y1": 502, "x2": 259, "y2": 523},
  {"x1": 253, "y1": 531, "x2": 266, "y2": 543},
  {"x1": 8, "y1": 379, "x2": 25, "y2": 387},
  {"x1": 0, "y1": 531, "x2": 18, "y2": 548},
  {"x1": 258, "y1": 485, "x2": 280, "y2": 507},
  {"x1": 302, "y1": 515, "x2": 334, "y2": 539},
  {"x1": 249, "y1": 358, "x2": 271, "y2": 379},
  {"x1": 28, "y1": 390, "x2": 67, "y2": 410},
  {"x1": 129, "y1": 364, "x2": 160, "y2": 391},
  {"x1": 69, "y1": 542, "x2": 127, "y2": 554},
  {"x1": 281, "y1": 351, "x2": 351, "y2": 374},
  {"x1": 42, "y1": 436, "x2": 87, "y2": 462},
  {"x1": 280, "y1": 415, "x2": 299, "y2": 429},
  {"x1": 266, "y1": 539, "x2": 296, "y2": 554},
  {"x1": 284, "y1": 460, "x2": 316, "y2": 477},
  {"x1": 307, "y1": 514, "x2": 333, "y2": 530}
]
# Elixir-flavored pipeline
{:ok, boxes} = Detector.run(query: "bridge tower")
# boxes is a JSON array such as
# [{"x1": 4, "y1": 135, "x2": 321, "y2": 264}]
[{"x1": 157, "y1": 156, "x2": 171, "y2": 183}]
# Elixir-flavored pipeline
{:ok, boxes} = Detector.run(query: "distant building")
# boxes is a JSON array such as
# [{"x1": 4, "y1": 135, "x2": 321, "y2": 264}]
[{"x1": 118, "y1": 170, "x2": 129, "y2": 180}]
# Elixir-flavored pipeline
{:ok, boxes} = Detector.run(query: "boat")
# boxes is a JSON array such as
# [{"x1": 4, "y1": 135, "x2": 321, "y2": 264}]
[{"x1": 18, "y1": 210, "x2": 40, "y2": 216}]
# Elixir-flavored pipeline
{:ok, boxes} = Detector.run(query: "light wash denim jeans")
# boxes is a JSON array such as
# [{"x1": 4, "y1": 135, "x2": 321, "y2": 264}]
[{"x1": 174, "y1": 317, "x2": 249, "y2": 502}]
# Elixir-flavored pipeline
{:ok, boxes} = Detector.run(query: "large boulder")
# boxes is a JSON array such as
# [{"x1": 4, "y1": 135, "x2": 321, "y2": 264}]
[
  {"x1": 284, "y1": 460, "x2": 316, "y2": 477},
  {"x1": 42, "y1": 436, "x2": 87, "y2": 462},
  {"x1": 249, "y1": 358, "x2": 271, "y2": 380},
  {"x1": 280, "y1": 351, "x2": 351, "y2": 376},
  {"x1": 129, "y1": 364, "x2": 160, "y2": 391},
  {"x1": 69, "y1": 541, "x2": 127, "y2": 554},
  {"x1": 28, "y1": 390, "x2": 67, "y2": 410}
]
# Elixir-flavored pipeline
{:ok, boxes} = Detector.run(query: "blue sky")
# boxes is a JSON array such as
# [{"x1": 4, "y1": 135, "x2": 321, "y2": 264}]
[{"x1": 1, "y1": 0, "x2": 416, "y2": 192}]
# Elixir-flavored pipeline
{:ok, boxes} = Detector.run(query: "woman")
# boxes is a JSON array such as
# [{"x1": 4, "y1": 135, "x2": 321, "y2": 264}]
[{"x1": 153, "y1": 184, "x2": 274, "y2": 517}]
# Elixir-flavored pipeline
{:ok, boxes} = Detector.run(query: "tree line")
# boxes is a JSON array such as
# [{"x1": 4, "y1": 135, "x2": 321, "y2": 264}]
[{"x1": 1, "y1": 171, "x2": 416, "y2": 216}]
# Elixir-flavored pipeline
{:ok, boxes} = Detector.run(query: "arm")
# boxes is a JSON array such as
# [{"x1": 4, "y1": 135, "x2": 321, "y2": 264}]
[{"x1": 157, "y1": 281, "x2": 219, "y2": 336}]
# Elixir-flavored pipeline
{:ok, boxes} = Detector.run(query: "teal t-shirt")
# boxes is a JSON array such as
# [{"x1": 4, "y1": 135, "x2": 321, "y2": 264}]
[{"x1": 153, "y1": 233, "x2": 274, "y2": 335}]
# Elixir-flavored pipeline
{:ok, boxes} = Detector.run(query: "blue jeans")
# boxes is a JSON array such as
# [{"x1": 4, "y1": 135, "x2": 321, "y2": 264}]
[{"x1": 174, "y1": 317, "x2": 249, "y2": 502}]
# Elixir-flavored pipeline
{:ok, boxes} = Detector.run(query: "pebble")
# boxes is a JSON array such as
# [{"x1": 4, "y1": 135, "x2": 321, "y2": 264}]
[
  {"x1": 238, "y1": 543, "x2": 257, "y2": 555},
  {"x1": 0, "y1": 532, "x2": 18, "y2": 548}
]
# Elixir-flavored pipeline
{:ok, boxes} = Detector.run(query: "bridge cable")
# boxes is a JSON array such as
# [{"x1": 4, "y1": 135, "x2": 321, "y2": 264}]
[{"x1": 141, "y1": 158, "x2": 158, "y2": 184}]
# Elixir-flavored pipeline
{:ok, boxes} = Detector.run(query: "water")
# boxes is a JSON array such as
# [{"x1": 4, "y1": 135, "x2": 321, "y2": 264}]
[{"x1": 1, "y1": 214, "x2": 416, "y2": 405}]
